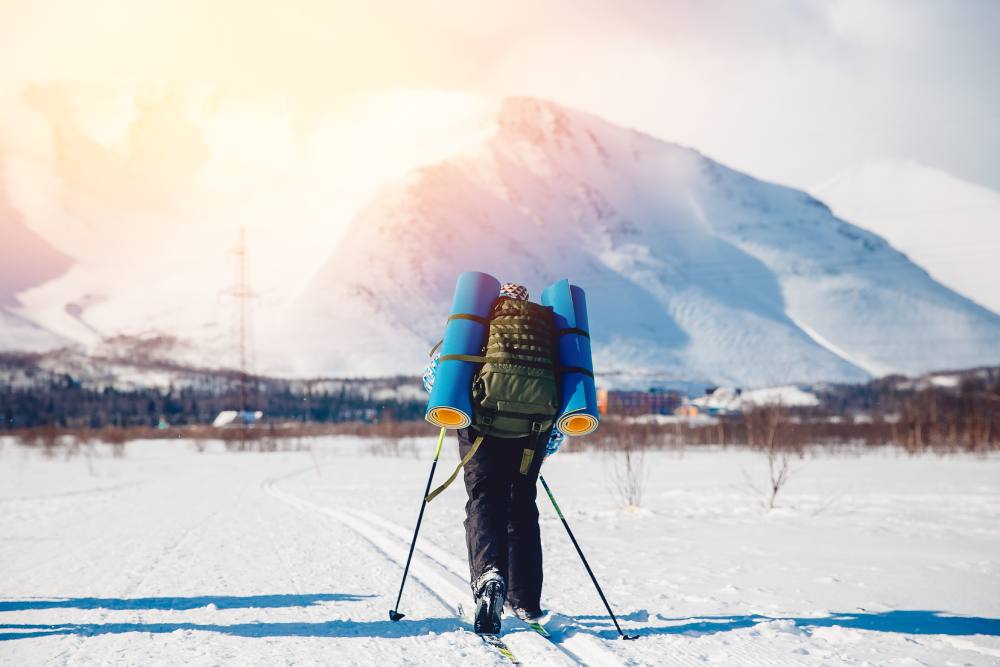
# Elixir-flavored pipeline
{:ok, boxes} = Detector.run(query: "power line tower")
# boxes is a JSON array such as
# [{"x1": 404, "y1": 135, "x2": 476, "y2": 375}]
[{"x1": 224, "y1": 226, "x2": 258, "y2": 447}]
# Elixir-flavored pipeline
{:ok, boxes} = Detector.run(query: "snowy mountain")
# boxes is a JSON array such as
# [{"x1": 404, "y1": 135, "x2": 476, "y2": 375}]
[
  {"x1": 3, "y1": 95, "x2": 1000, "y2": 386},
  {"x1": 0, "y1": 190, "x2": 73, "y2": 351},
  {"x1": 286, "y1": 98, "x2": 1000, "y2": 386},
  {"x1": 0, "y1": 86, "x2": 495, "y2": 371},
  {"x1": 813, "y1": 160, "x2": 1000, "y2": 316},
  {"x1": 0, "y1": 191, "x2": 73, "y2": 307}
]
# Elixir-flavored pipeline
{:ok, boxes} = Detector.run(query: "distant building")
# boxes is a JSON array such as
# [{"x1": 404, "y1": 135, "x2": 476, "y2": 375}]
[
  {"x1": 212, "y1": 410, "x2": 264, "y2": 428},
  {"x1": 674, "y1": 404, "x2": 700, "y2": 418},
  {"x1": 596, "y1": 388, "x2": 682, "y2": 416},
  {"x1": 690, "y1": 387, "x2": 743, "y2": 416}
]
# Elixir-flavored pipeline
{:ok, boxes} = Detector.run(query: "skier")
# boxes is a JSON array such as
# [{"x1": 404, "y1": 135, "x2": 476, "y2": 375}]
[{"x1": 423, "y1": 282, "x2": 565, "y2": 634}]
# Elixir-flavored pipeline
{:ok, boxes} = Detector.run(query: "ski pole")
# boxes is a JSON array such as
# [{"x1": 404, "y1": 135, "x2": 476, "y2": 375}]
[
  {"x1": 539, "y1": 475, "x2": 638, "y2": 640},
  {"x1": 389, "y1": 426, "x2": 447, "y2": 622}
]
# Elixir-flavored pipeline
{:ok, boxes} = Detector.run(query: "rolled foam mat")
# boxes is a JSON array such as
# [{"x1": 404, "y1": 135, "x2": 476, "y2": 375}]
[
  {"x1": 425, "y1": 271, "x2": 501, "y2": 429},
  {"x1": 541, "y1": 279, "x2": 599, "y2": 436}
]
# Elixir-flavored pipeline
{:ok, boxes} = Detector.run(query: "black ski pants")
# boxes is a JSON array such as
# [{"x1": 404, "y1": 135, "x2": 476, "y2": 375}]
[{"x1": 458, "y1": 426, "x2": 548, "y2": 612}]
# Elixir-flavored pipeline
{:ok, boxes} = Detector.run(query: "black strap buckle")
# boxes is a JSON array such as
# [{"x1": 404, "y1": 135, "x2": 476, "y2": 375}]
[{"x1": 531, "y1": 421, "x2": 544, "y2": 434}]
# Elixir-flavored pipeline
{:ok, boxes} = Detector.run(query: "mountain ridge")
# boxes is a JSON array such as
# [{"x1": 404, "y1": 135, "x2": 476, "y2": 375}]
[
  {"x1": 284, "y1": 97, "x2": 1000, "y2": 386},
  {"x1": 814, "y1": 159, "x2": 1000, "y2": 316},
  {"x1": 3, "y1": 97, "x2": 999, "y2": 387}
]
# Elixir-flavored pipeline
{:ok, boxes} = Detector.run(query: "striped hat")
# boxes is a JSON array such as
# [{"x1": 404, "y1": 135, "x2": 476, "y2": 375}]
[{"x1": 499, "y1": 283, "x2": 529, "y2": 301}]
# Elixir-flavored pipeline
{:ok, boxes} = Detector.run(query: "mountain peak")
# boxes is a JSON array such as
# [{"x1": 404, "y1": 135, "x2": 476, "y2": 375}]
[
  {"x1": 285, "y1": 101, "x2": 1000, "y2": 384},
  {"x1": 496, "y1": 97, "x2": 575, "y2": 141}
]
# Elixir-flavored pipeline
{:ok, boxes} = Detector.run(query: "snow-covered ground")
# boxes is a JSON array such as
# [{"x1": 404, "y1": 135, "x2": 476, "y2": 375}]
[{"x1": 1, "y1": 437, "x2": 998, "y2": 665}]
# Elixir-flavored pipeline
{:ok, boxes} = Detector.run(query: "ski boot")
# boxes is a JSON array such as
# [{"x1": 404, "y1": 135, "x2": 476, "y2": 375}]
[
  {"x1": 473, "y1": 572, "x2": 506, "y2": 635},
  {"x1": 511, "y1": 606, "x2": 544, "y2": 622}
]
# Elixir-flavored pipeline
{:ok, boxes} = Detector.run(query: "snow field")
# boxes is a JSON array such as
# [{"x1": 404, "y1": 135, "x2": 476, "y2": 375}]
[{"x1": 1, "y1": 436, "x2": 999, "y2": 665}]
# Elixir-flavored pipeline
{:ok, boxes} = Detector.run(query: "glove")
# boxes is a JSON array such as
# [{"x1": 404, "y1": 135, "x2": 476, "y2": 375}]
[
  {"x1": 545, "y1": 429, "x2": 565, "y2": 457},
  {"x1": 422, "y1": 351, "x2": 440, "y2": 393}
]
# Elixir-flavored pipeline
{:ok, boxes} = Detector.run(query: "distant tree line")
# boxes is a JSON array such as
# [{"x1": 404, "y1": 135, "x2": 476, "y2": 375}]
[
  {"x1": 3, "y1": 350, "x2": 997, "y2": 452},
  {"x1": 576, "y1": 369, "x2": 1000, "y2": 453},
  {"x1": 1, "y1": 367, "x2": 425, "y2": 429}
]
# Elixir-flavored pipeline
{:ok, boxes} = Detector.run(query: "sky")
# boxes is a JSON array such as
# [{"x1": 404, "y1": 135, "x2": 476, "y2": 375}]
[{"x1": 2, "y1": 0, "x2": 998, "y2": 193}]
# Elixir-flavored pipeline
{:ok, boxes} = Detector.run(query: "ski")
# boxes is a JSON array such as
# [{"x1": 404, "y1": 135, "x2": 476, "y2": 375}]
[
  {"x1": 524, "y1": 620, "x2": 551, "y2": 639},
  {"x1": 481, "y1": 633, "x2": 521, "y2": 664},
  {"x1": 507, "y1": 606, "x2": 555, "y2": 640},
  {"x1": 458, "y1": 602, "x2": 521, "y2": 665}
]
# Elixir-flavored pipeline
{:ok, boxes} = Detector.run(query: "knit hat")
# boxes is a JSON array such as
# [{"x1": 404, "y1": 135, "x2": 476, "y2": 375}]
[{"x1": 499, "y1": 283, "x2": 529, "y2": 301}]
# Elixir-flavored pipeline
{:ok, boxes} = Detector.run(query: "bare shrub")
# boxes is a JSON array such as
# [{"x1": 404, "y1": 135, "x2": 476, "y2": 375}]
[
  {"x1": 366, "y1": 437, "x2": 419, "y2": 458},
  {"x1": 71, "y1": 430, "x2": 98, "y2": 475},
  {"x1": 37, "y1": 425, "x2": 62, "y2": 458},
  {"x1": 744, "y1": 404, "x2": 796, "y2": 510},
  {"x1": 611, "y1": 445, "x2": 647, "y2": 508},
  {"x1": 102, "y1": 428, "x2": 128, "y2": 458},
  {"x1": 764, "y1": 447, "x2": 791, "y2": 510},
  {"x1": 367, "y1": 437, "x2": 401, "y2": 457}
]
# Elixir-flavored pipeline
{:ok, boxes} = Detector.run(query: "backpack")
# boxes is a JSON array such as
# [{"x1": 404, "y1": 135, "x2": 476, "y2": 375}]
[
  {"x1": 425, "y1": 296, "x2": 558, "y2": 503},
  {"x1": 469, "y1": 296, "x2": 559, "y2": 439}
]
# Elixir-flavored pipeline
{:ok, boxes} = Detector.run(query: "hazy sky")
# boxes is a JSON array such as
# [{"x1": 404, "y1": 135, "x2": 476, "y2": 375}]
[{"x1": 2, "y1": 0, "x2": 999, "y2": 191}]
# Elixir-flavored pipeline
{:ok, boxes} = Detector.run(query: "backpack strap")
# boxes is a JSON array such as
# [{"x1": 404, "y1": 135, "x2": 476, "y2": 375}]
[
  {"x1": 424, "y1": 435, "x2": 484, "y2": 503},
  {"x1": 428, "y1": 313, "x2": 493, "y2": 357},
  {"x1": 558, "y1": 365, "x2": 595, "y2": 378},
  {"x1": 518, "y1": 447, "x2": 535, "y2": 475},
  {"x1": 425, "y1": 415, "x2": 494, "y2": 503},
  {"x1": 440, "y1": 353, "x2": 556, "y2": 372},
  {"x1": 438, "y1": 353, "x2": 487, "y2": 363},
  {"x1": 426, "y1": 416, "x2": 548, "y2": 501},
  {"x1": 448, "y1": 313, "x2": 491, "y2": 325},
  {"x1": 557, "y1": 327, "x2": 590, "y2": 338},
  {"x1": 518, "y1": 420, "x2": 546, "y2": 476}
]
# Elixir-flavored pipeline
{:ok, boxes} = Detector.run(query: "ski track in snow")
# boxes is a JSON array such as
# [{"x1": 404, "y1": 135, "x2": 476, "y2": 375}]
[
  {"x1": 263, "y1": 469, "x2": 591, "y2": 666},
  {"x1": 336, "y1": 505, "x2": 622, "y2": 666},
  {"x1": 54, "y1": 504, "x2": 228, "y2": 666}
]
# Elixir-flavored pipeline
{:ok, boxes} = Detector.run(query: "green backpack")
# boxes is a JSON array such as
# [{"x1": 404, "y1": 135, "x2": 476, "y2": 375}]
[
  {"x1": 469, "y1": 296, "x2": 559, "y2": 439},
  {"x1": 425, "y1": 296, "x2": 558, "y2": 503}
]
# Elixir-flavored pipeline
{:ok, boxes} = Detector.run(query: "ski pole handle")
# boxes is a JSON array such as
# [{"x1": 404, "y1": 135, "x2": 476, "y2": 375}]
[{"x1": 432, "y1": 426, "x2": 446, "y2": 460}]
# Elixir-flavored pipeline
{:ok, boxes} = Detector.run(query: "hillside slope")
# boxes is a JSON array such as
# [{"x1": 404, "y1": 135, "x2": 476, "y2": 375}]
[
  {"x1": 814, "y1": 160, "x2": 1000, "y2": 316},
  {"x1": 0, "y1": 189, "x2": 73, "y2": 351},
  {"x1": 0, "y1": 190, "x2": 73, "y2": 308},
  {"x1": 286, "y1": 98, "x2": 1000, "y2": 386}
]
